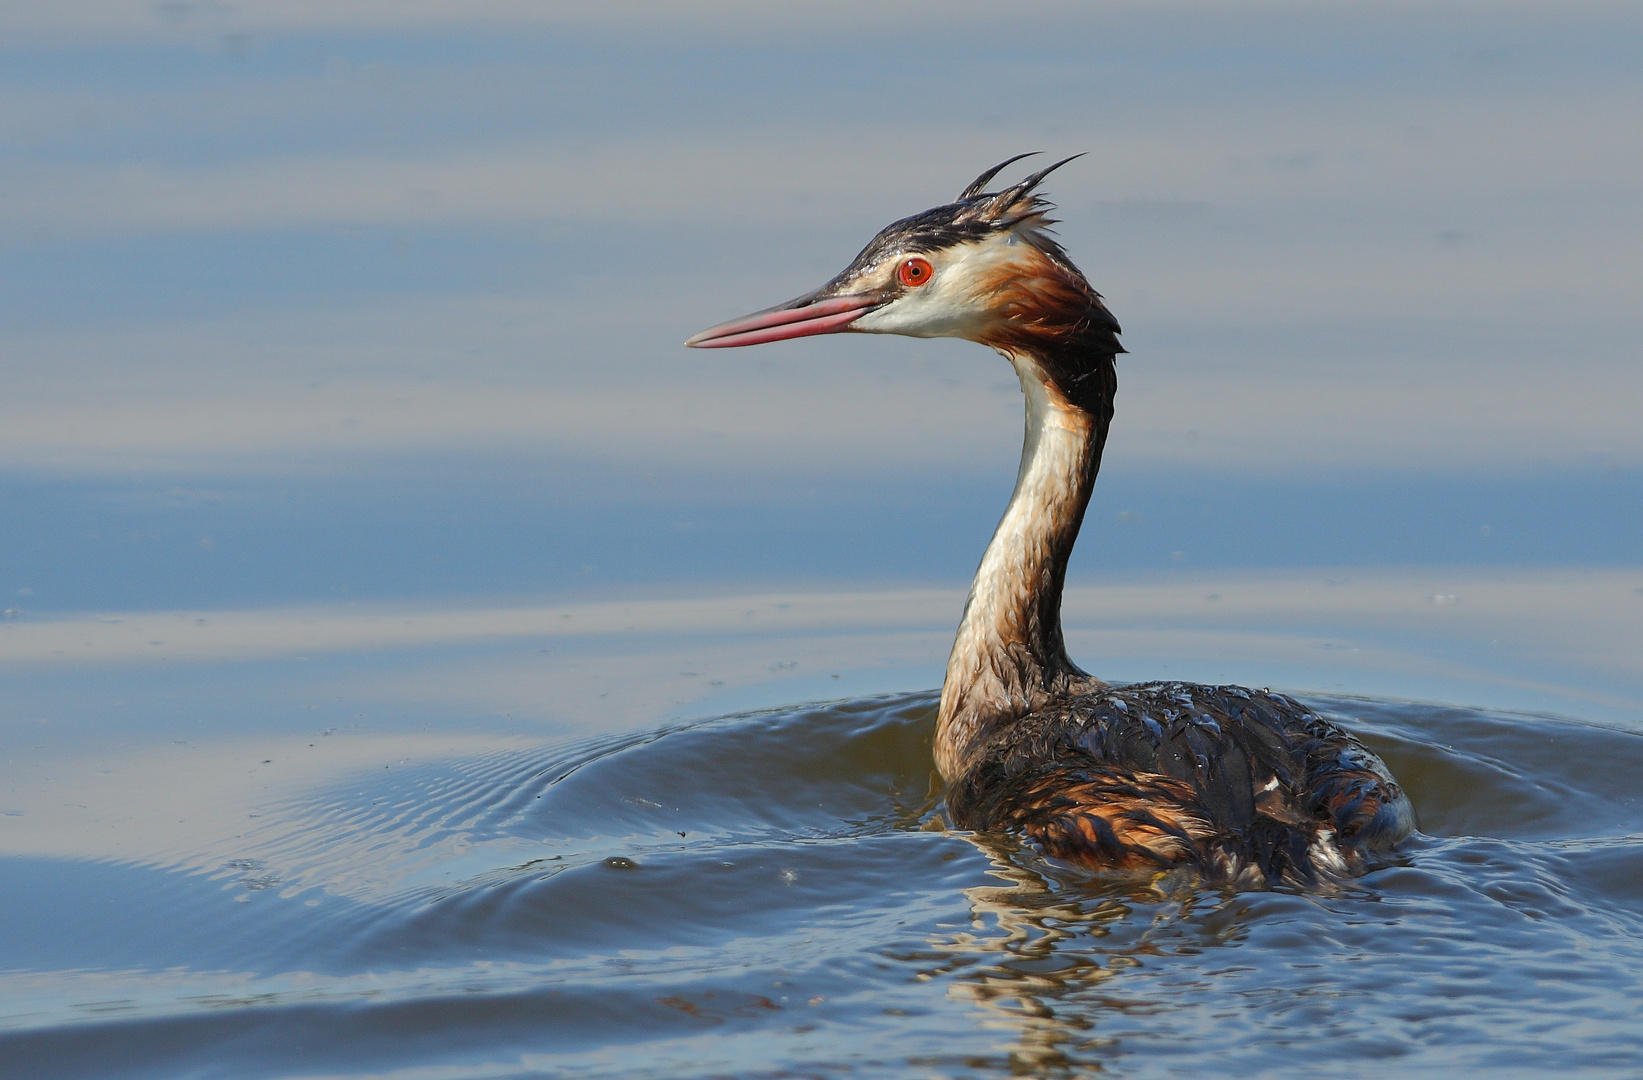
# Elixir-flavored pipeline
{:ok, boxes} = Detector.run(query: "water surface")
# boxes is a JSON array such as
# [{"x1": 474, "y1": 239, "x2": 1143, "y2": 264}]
[{"x1": 3, "y1": 690, "x2": 1641, "y2": 1078}]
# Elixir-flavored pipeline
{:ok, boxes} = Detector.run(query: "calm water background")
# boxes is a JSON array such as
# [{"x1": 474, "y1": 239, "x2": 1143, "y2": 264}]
[{"x1": 2, "y1": 3, "x2": 1641, "y2": 1077}]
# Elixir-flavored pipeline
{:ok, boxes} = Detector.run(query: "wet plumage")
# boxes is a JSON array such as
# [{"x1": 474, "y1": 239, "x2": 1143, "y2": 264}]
[
  {"x1": 946, "y1": 682, "x2": 1410, "y2": 885},
  {"x1": 688, "y1": 156, "x2": 1413, "y2": 886}
]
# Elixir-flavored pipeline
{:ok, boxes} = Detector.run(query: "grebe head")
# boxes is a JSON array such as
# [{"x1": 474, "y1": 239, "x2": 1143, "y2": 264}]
[{"x1": 685, "y1": 154, "x2": 1120, "y2": 362}]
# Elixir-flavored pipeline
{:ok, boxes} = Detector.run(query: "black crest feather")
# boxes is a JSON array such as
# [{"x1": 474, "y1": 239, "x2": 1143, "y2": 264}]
[
  {"x1": 983, "y1": 153, "x2": 1085, "y2": 223},
  {"x1": 955, "y1": 153, "x2": 1041, "y2": 201}
]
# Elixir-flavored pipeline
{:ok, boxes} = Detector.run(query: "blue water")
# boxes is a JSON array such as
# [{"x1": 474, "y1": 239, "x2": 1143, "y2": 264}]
[
  {"x1": 3, "y1": 465, "x2": 1637, "y2": 612},
  {"x1": 4, "y1": 693, "x2": 1643, "y2": 1079}
]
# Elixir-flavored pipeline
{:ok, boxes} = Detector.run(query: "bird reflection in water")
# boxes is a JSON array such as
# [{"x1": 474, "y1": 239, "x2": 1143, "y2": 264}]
[{"x1": 897, "y1": 834, "x2": 1255, "y2": 1076}]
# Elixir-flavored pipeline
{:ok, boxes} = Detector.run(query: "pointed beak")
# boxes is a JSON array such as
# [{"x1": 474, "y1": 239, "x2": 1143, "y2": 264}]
[{"x1": 685, "y1": 292, "x2": 884, "y2": 349}]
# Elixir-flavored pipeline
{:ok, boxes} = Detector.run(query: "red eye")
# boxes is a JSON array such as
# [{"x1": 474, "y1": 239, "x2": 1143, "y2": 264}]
[{"x1": 897, "y1": 257, "x2": 934, "y2": 287}]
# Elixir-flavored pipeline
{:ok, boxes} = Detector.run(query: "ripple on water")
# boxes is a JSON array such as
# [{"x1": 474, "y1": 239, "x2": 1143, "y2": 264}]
[{"x1": 2, "y1": 691, "x2": 1642, "y2": 1079}]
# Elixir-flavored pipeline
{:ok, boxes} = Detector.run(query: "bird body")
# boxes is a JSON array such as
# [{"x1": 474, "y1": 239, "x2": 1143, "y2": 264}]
[
  {"x1": 688, "y1": 156, "x2": 1412, "y2": 886},
  {"x1": 946, "y1": 681, "x2": 1409, "y2": 884}
]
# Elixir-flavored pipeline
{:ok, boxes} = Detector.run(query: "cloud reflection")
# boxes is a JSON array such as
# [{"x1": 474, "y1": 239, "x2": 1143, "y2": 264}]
[
  {"x1": 5, "y1": 570, "x2": 1639, "y2": 722},
  {"x1": 2, "y1": 5, "x2": 1640, "y2": 477}
]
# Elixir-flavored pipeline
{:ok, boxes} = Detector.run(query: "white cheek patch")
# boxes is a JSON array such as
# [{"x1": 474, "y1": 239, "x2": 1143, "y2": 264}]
[
  {"x1": 852, "y1": 234, "x2": 1041, "y2": 340},
  {"x1": 853, "y1": 287, "x2": 976, "y2": 338}
]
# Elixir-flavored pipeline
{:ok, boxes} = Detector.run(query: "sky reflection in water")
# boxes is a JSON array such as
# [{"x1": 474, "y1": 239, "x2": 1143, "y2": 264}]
[{"x1": 1, "y1": 3, "x2": 1642, "y2": 1078}]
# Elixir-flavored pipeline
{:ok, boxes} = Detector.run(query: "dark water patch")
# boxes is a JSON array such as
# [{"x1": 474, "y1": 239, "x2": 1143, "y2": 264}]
[
  {"x1": 4, "y1": 692, "x2": 1643, "y2": 1078},
  {"x1": 0, "y1": 858, "x2": 360, "y2": 978},
  {"x1": 1334, "y1": 695, "x2": 1643, "y2": 840},
  {"x1": 5, "y1": 464, "x2": 1640, "y2": 613}
]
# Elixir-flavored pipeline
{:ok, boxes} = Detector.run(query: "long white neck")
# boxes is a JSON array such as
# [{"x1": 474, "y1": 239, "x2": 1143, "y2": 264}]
[{"x1": 933, "y1": 353, "x2": 1105, "y2": 781}]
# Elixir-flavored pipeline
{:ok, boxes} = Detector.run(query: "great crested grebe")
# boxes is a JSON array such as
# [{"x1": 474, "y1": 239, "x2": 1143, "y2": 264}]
[{"x1": 687, "y1": 155, "x2": 1413, "y2": 886}]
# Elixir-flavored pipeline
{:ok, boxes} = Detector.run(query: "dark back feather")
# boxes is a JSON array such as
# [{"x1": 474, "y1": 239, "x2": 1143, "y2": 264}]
[{"x1": 945, "y1": 682, "x2": 1413, "y2": 885}]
